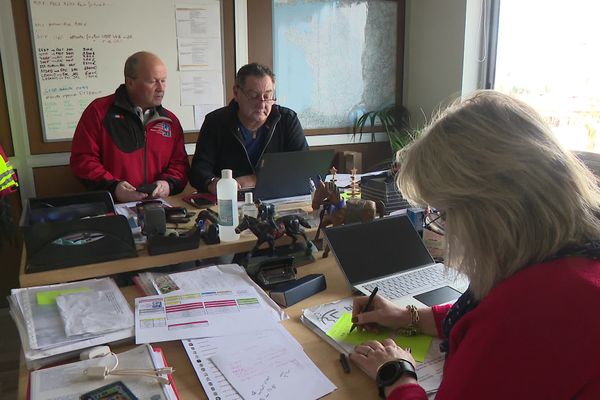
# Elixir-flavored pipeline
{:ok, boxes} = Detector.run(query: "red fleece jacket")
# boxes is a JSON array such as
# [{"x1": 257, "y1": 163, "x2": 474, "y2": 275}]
[{"x1": 389, "y1": 256, "x2": 600, "y2": 399}]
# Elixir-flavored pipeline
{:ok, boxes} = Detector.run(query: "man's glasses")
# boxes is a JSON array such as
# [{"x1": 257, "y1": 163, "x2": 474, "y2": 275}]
[{"x1": 237, "y1": 86, "x2": 276, "y2": 104}]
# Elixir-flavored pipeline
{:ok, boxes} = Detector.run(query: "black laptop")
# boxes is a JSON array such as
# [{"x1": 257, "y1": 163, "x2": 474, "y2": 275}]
[{"x1": 244, "y1": 150, "x2": 334, "y2": 201}]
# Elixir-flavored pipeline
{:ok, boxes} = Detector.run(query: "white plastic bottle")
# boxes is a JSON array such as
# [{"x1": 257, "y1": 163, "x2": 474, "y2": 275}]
[
  {"x1": 217, "y1": 169, "x2": 240, "y2": 241},
  {"x1": 240, "y1": 192, "x2": 258, "y2": 220}
]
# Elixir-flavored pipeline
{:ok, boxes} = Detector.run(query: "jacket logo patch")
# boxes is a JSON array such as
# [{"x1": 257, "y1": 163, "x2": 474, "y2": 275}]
[
  {"x1": 151, "y1": 122, "x2": 172, "y2": 138},
  {"x1": 113, "y1": 114, "x2": 124, "y2": 119}
]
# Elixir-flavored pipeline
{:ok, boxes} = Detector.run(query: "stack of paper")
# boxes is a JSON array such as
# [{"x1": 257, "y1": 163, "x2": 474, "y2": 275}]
[
  {"x1": 9, "y1": 277, "x2": 134, "y2": 369},
  {"x1": 29, "y1": 344, "x2": 178, "y2": 399},
  {"x1": 132, "y1": 263, "x2": 336, "y2": 400}
]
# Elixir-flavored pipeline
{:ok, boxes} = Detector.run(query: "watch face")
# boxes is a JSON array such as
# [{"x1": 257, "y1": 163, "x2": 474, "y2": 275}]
[{"x1": 378, "y1": 362, "x2": 401, "y2": 385}]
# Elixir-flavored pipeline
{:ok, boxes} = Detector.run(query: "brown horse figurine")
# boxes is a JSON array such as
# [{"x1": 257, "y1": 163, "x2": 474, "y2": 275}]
[{"x1": 312, "y1": 180, "x2": 384, "y2": 257}]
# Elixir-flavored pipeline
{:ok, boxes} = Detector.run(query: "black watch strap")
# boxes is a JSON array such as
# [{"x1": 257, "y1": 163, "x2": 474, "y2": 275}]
[{"x1": 376, "y1": 359, "x2": 417, "y2": 399}]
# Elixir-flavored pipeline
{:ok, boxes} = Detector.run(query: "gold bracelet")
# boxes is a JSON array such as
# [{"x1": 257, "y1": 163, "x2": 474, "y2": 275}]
[{"x1": 397, "y1": 305, "x2": 420, "y2": 336}]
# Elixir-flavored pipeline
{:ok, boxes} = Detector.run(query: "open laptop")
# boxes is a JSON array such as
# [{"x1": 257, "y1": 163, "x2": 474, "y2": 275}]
[
  {"x1": 242, "y1": 150, "x2": 334, "y2": 202},
  {"x1": 324, "y1": 215, "x2": 469, "y2": 307}
]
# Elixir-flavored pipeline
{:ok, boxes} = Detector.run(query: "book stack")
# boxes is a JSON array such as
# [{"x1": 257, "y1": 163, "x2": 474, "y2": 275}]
[
  {"x1": 9, "y1": 277, "x2": 134, "y2": 369},
  {"x1": 360, "y1": 173, "x2": 411, "y2": 213}
]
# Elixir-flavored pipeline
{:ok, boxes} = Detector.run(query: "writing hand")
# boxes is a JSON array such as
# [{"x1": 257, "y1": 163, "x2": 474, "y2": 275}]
[{"x1": 351, "y1": 295, "x2": 408, "y2": 332}]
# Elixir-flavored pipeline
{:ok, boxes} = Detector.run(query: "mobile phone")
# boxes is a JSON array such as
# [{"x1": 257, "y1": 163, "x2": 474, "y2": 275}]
[{"x1": 136, "y1": 183, "x2": 157, "y2": 194}]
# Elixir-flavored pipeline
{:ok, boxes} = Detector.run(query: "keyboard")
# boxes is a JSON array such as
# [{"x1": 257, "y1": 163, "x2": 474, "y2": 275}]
[{"x1": 363, "y1": 265, "x2": 449, "y2": 300}]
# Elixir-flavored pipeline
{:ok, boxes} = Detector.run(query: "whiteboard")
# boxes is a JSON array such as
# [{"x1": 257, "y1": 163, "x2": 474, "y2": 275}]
[{"x1": 27, "y1": 0, "x2": 224, "y2": 141}]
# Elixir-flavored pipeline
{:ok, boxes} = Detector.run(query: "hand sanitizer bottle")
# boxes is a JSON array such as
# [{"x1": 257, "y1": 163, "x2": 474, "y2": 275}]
[
  {"x1": 241, "y1": 192, "x2": 258, "y2": 220},
  {"x1": 217, "y1": 169, "x2": 240, "y2": 241}
]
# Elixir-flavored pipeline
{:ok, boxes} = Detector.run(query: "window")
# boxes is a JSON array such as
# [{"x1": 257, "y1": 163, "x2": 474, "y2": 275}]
[
  {"x1": 492, "y1": 0, "x2": 600, "y2": 153},
  {"x1": 272, "y1": 0, "x2": 400, "y2": 131}
]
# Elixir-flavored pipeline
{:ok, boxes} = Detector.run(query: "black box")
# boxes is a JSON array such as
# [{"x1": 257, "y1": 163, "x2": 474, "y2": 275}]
[
  {"x1": 269, "y1": 274, "x2": 326, "y2": 307},
  {"x1": 20, "y1": 191, "x2": 137, "y2": 272}
]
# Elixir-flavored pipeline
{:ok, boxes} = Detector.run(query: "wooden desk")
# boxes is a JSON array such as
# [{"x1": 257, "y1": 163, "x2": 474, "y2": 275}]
[
  {"x1": 19, "y1": 197, "x2": 319, "y2": 287},
  {"x1": 18, "y1": 255, "x2": 375, "y2": 399}
]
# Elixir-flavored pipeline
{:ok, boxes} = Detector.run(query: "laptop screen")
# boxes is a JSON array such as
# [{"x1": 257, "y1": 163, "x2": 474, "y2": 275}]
[{"x1": 324, "y1": 215, "x2": 435, "y2": 285}]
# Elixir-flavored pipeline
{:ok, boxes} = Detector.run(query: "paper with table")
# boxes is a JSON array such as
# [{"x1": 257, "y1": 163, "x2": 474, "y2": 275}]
[
  {"x1": 29, "y1": 344, "x2": 177, "y2": 400},
  {"x1": 134, "y1": 286, "x2": 281, "y2": 344},
  {"x1": 301, "y1": 297, "x2": 444, "y2": 395},
  {"x1": 135, "y1": 263, "x2": 287, "y2": 322}
]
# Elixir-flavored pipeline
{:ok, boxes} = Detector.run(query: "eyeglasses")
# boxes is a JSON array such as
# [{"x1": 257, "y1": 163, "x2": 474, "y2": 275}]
[
  {"x1": 237, "y1": 86, "x2": 277, "y2": 103},
  {"x1": 424, "y1": 207, "x2": 445, "y2": 235}
]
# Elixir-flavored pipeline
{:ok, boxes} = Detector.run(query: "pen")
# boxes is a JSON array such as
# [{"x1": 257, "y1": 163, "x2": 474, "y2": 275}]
[
  {"x1": 339, "y1": 353, "x2": 351, "y2": 373},
  {"x1": 349, "y1": 287, "x2": 378, "y2": 333}
]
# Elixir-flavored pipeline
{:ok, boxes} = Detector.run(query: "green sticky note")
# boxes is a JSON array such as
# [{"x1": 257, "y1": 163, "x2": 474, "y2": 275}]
[
  {"x1": 36, "y1": 288, "x2": 91, "y2": 305},
  {"x1": 327, "y1": 312, "x2": 433, "y2": 363}
]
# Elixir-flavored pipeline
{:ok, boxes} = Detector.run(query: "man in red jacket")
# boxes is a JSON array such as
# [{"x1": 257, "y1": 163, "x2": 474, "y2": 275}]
[{"x1": 70, "y1": 51, "x2": 189, "y2": 203}]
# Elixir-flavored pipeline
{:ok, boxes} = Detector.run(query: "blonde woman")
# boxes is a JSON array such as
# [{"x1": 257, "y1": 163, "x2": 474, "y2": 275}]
[{"x1": 350, "y1": 91, "x2": 600, "y2": 399}]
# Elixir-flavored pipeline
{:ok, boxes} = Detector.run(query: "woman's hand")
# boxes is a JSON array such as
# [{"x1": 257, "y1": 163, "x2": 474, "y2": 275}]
[
  {"x1": 351, "y1": 295, "x2": 411, "y2": 332},
  {"x1": 350, "y1": 338, "x2": 416, "y2": 380}
]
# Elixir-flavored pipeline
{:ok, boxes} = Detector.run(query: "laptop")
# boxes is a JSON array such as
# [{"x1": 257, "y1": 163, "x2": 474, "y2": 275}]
[
  {"x1": 324, "y1": 215, "x2": 469, "y2": 307},
  {"x1": 244, "y1": 150, "x2": 334, "y2": 201}
]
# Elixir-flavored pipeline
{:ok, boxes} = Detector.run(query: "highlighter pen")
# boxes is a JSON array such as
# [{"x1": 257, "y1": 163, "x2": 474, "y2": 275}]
[
  {"x1": 339, "y1": 353, "x2": 351, "y2": 374},
  {"x1": 349, "y1": 287, "x2": 379, "y2": 333}
]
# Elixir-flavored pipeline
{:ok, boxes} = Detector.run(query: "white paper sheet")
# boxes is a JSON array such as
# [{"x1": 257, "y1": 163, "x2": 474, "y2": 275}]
[
  {"x1": 135, "y1": 288, "x2": 280, "y2": 344},
  {"x1": 56, "y1": 290, "x2": 133, "y2": 336},
  {"x1": 180, "y1": 70, "x2": 224, "y2": 106},
  {"x1": 183, "y1": 326, "x2": 302, "y2": 400},
  {"x1": 211, "y1": 339, "x2": 336, "y2": 400}
]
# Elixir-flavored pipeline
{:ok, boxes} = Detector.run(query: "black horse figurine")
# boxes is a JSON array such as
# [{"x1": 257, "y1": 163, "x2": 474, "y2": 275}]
[{"x1": 235, "y1": 214, "x2": 313, "y2": 258}]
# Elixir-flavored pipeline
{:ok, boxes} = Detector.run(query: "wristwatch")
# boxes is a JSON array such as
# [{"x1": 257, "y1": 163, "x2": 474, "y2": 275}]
[{"x1": 376, "y1": 359, "x2": 417, "y2": 399}]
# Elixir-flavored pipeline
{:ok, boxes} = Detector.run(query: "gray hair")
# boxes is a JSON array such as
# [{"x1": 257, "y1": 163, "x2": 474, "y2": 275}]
[
  {"x1": 124, "y1": 51, "x2": 161, "y2": 80},
  {"x1": 235, "y1": 63, "x2": 275, "y2": 88},
  {"x1": 397, "y1": 90, "x2": 600, "y2": 299}
]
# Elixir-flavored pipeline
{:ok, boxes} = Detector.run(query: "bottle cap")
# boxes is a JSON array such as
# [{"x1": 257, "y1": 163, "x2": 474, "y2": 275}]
[
  {"x1": 221, "y1": 169, "x2": 233, "y2": 179},
  {"x1": 245, "y1": 192, "x2": 254, "y2": 204}
]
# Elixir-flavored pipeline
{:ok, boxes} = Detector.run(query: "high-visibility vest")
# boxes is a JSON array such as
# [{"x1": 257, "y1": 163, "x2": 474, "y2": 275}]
[{"x1": 0, "y1": 144, "x2": 18, "y2": 197}]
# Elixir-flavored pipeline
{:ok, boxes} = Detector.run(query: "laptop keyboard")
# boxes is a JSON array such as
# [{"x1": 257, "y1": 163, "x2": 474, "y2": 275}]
[{"x1": 364, "y1": 265, "x2": 449, "y2": 300}]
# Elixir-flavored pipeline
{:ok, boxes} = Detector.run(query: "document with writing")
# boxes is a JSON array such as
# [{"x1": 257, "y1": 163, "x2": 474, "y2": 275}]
[
  {"x1": 210, "y1": 335, "x2": 336, "y2": 400},
  {"x1": 183, "y1": 326, "x2": 303, "y2": 400}
]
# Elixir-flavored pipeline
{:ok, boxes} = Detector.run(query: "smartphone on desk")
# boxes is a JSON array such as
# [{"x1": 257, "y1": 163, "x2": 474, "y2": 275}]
[{"x1": 183, "y1": 193, "x2": 216, "y2": 209}]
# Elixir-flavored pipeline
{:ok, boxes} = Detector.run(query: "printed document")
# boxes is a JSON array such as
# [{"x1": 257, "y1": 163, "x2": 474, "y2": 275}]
[{"x1": 135, "y1": 287, "x2": 279, "y2": 343}]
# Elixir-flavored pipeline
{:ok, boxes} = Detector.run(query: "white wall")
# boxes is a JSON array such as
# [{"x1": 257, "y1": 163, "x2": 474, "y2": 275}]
[{"x1": 403, "y1": 0, "x2": 486, "y2": 128}]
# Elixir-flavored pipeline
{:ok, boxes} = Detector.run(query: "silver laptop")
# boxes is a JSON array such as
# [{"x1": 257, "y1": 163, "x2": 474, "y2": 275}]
[
  {"x1": 238, "y1": 150, "x2": 334, "y2": 202},
  {"x1": 324, "y1": 215, "x2": 469, "y2": 307}
]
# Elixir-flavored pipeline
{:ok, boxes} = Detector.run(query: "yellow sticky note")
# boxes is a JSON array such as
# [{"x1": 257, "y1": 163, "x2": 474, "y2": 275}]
[
  {"x1": 327, "y1": 312, "x2": 433, "y2": 363},
  {"x1": 36, "y1": 288, "x2": 91, "y2": 305}
]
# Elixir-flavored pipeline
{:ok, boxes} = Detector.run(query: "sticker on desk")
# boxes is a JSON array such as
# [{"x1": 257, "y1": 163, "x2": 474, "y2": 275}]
[{"x1": 36, "y1": 287, "x2": 91, "y2": 305}]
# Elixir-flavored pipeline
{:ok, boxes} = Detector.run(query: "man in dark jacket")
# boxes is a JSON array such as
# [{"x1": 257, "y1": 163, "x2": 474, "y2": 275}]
[
  {"x1": 189, "y1": 63, "x2": 308, "y2": 194},
  {"x1": 70, "y1": 51, "x2": 189, "y2": 203}
]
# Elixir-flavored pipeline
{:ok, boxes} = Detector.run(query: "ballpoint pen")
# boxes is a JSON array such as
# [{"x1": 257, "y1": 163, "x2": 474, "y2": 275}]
[{"x1": 349, "y1": 287, "x2": 379, "y2": 333}]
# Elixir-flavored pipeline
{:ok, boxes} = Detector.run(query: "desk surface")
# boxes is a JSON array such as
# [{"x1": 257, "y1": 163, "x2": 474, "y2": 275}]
[
  {"x1": 19, "y1": 196, "x2": 319, "y2": 287},
  {"x1": 18, "y1": 254, "x2": 375, "y2": 400}
]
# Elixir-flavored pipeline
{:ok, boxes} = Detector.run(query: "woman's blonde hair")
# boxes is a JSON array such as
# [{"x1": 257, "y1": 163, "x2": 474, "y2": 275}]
[{"x1": 397, "y1": 90, "x2": 600, "y2": 299}]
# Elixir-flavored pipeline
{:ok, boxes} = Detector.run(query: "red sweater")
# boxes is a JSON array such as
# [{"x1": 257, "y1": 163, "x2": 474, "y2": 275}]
[
  {"x1": 70, "y1": 85, "x2": 189, "y2": 196},
  {"x1": 389, "y1": 256, "x2": 600, "y2": 399}
]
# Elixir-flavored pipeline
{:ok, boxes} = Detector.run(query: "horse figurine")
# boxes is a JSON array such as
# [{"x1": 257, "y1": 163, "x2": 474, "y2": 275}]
[
  {"x1": 235, "y1": 214, "x2": 313, "y2": 259},
  {"x1": 312, "y1": 179, "x2": 384, "y2": 257}
]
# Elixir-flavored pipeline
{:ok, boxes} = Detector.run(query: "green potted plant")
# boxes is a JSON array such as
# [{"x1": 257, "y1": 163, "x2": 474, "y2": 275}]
[{"x1": 352, "y1": 103, "x2": 418, "y2": 158}]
